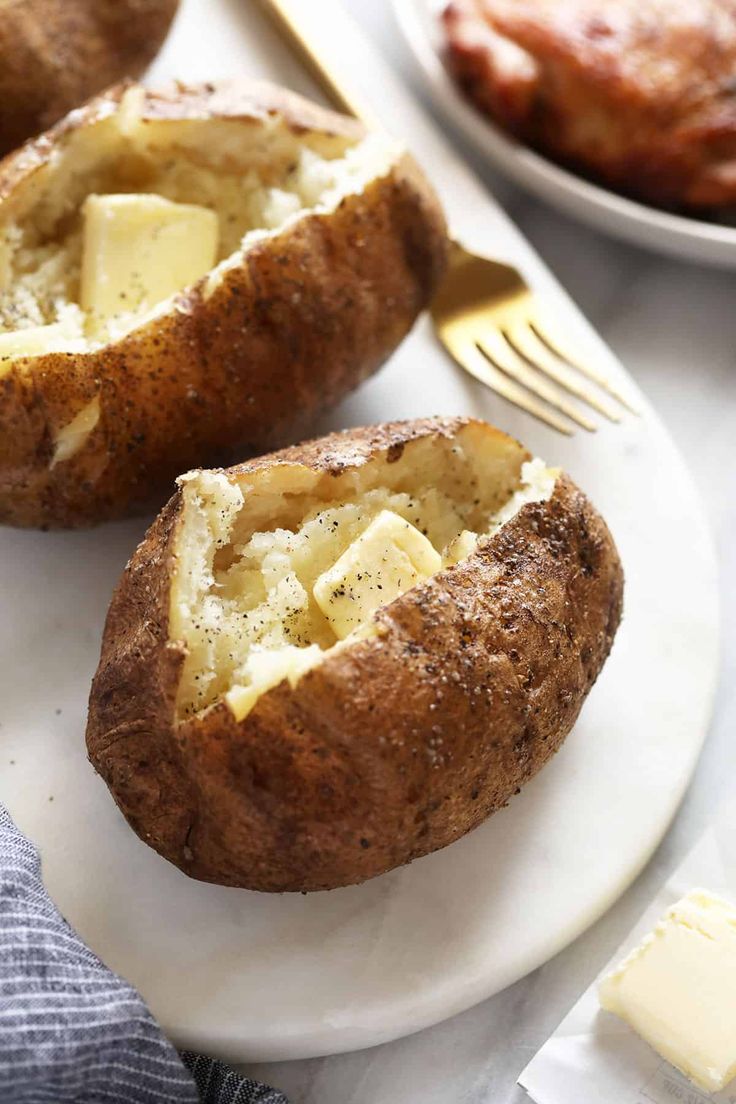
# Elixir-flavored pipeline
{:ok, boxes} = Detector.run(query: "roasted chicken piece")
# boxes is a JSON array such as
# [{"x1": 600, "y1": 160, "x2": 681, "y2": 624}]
[{"x1": 443, "y1": 0, "x2": 736, "y2": 209}]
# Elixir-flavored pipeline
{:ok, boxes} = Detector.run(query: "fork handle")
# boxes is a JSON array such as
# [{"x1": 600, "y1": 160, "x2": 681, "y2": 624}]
[{"x1": 255, "y1": 0, "x2": 378, "y2": 126}]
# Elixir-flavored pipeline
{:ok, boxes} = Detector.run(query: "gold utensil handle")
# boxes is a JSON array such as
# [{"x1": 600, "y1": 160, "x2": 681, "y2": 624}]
[{"x1": 256, "y1": 0, "x2": 378, "y2": 126}]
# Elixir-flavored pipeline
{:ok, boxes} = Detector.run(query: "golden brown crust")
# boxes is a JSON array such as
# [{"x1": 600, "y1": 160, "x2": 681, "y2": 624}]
[
  {"x1": 203, "y1": 414, "x2": 477, "y2": 480},
  {"x1": 86, "y1": 417, "x2": 624, "y2": 893},
  {"x1": 0, "y1": 0, "x2": 179, "y2": 157},
  {"x1": 137, "y1": 80, "x2": 367, "y2": 137},
  {"x1": 0, "y1": 82, "x2": 448, "y2": 528},
  {"x1": 443, "y1": 0, "x2": 736, "y2": 209}
]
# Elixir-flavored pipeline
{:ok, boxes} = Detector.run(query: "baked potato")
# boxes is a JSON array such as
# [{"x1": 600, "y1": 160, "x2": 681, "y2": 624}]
[
  {"x1": 87, "y1": 416, "x2": 624, "y2": 893},
  {"x1": 0, "y1": 81, "x2": 447, "y2": 528},
  {"x1": 0, "y1": 0, "x2": 179, "y2": 157},
  {"x1": 443, "y1": 0, "x2": 736, "y2": 210}
]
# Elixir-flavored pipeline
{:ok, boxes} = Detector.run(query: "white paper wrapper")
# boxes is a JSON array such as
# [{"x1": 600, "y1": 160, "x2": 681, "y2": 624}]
[{"x1": 518, "y1": 802, "x2": 736, "y2": 1104}]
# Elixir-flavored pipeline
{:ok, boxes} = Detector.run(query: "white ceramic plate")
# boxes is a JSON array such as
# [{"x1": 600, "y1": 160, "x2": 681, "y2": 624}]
[
  {"x1": 394, "y1": 0, "x2": 736, "y2": 268},
  {"x1": 0, "y1": 0, "x2": 719, "y2": 1065}
]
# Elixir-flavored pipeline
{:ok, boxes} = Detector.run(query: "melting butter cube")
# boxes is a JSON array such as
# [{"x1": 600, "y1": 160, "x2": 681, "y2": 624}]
[
  {"x1": 80, "y1": 194, "x2": 218, "y2": 330},
  {"x1": 599, "y1": 889, "x2": 736, "y2": 1093},
  {"x1": 313, "y1": 510, "x2": 442, "y2": 639},
  {"x1": 226, "y1": 644, "x2": 323, "y2": 722}
]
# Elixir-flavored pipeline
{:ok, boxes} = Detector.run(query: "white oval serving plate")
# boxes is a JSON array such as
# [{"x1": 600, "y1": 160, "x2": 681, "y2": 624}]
[{"x1": 0, "y1": 0, "x2": 720, "y2": 1065}]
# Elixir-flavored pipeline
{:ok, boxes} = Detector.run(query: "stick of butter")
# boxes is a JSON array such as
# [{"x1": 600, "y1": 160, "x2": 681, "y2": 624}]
[{"x1": 599, "y1": 889, "x2": 736, "y2": 1093}]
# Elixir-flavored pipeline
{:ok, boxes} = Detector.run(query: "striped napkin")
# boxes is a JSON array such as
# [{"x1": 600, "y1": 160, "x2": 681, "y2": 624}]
[{"x1": 0, "y1": 805, "x2": 288, "y2": 1103}]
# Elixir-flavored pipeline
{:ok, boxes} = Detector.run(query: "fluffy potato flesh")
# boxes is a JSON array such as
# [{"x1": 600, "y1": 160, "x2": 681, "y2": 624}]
[
  {"x1": 0, "y1": 85, "x2": 397, "y2": 361},
  {"x1": 170, "y1": 426, "x2": 557, "y2": 723}
]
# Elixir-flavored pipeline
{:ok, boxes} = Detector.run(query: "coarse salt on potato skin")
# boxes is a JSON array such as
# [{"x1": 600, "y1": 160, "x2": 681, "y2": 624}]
[
  {"x1": 0, "y1": 81, "x2": 448, "y2": 528},
  {"x1": 86, "y1": 417, "x2": 624, "y2": 893}
]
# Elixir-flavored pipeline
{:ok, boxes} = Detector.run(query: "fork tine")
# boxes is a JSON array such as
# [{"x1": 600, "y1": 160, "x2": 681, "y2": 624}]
[
  {"x1": 477, "y1": 330, "x2": 597, "y2": 432},
  {"x1": 505, "y1": 321, "x2": 621, "y2": 423},
  {"x1": 530, "y1": 314, "x2": 640, "y2": 414},
  {"x1": 448, "y1": 340, "x2": 574, "y2": 435}
]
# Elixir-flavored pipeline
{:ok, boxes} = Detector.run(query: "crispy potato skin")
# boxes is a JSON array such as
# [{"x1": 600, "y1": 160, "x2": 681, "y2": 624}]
[
  {"x1": 444, "y1": 0, "x2": 736, "y2": 209},
  {"x1": 0, "y1": 83, "x2": 447, "y2": 529},
  {"x1": 87, "y1": 417, "x2": 624, "y2": 893},
  {"x1": 0, "y1": 1, "x2": 179, "y2": 156}
]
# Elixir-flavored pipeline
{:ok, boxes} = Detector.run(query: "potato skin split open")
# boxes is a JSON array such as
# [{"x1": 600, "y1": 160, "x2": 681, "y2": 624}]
[
  {"x1": 86, "y1": 417, "x2": 624, "y2": 893},
  {"x1": 0, "y1": 81, "x2": 447, "y2": 528}
]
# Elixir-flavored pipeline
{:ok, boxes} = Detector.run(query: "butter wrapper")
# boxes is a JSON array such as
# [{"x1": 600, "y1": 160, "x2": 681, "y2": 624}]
[{"x1": 518, "y1": 803, "x2": 736, "y2": 1104}]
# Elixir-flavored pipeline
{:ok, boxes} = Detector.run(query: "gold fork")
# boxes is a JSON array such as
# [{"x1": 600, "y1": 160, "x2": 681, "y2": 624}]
[{"x1": 258, "y1": 0, "x2": 635, "y2": 435}]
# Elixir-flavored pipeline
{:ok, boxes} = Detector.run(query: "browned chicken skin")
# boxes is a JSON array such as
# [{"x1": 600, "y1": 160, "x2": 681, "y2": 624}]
[{"x1": 443, "y1": 0, "x2": 736, "y2": 209}]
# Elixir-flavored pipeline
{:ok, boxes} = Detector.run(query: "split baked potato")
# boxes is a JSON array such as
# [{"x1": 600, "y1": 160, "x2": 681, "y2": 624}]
[
  {"x1": 0, "y1": 81, "x2": 447, "y2": 527},
  {"x1": 87, "y1": 417, "x2": 624, "y2": 893},
  {"x1": 0, "y1": 0, "x2": 179, "y2": 157}
]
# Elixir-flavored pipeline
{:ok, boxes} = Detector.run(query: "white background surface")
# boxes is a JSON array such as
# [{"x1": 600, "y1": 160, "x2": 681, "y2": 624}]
[
  {"x1": 0, "y1": 0, "x2": 716, "y2": 1063},
  {"x1": 244, "y1": 2, "x2": 736, "y2": 1101}
]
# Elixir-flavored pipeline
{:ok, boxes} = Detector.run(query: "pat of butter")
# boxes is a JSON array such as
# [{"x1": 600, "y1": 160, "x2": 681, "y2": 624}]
[
  {"x1": 313, "y1": 509, "x2": 441, "y2": 640},
  {"x1": 226, "y1": 644, "x2": 323, "y2": 722},
  {"x1": 442, "y1": 528, "x2": 479, "y2": 567},
  {"x1": 599, "y1": 889, "x2": 736, "y2": 1093},
  {"x1": 80, "y1": 194, "x2": 218, "y2": 330},
  {"x1": 51, "y1": 396, "x2": 100, "y2": 468}
]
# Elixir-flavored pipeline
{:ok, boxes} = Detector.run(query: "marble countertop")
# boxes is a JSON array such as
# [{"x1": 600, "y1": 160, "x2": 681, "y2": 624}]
[{"x1": 241, "y1": 4, "x2": 735, "y2": 1101}]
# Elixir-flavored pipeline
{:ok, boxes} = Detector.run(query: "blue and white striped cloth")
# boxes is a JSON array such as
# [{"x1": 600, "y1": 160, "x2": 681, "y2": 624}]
[{"x1": 0, "y1": 805, "x2": 288, "y2": 1104}]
